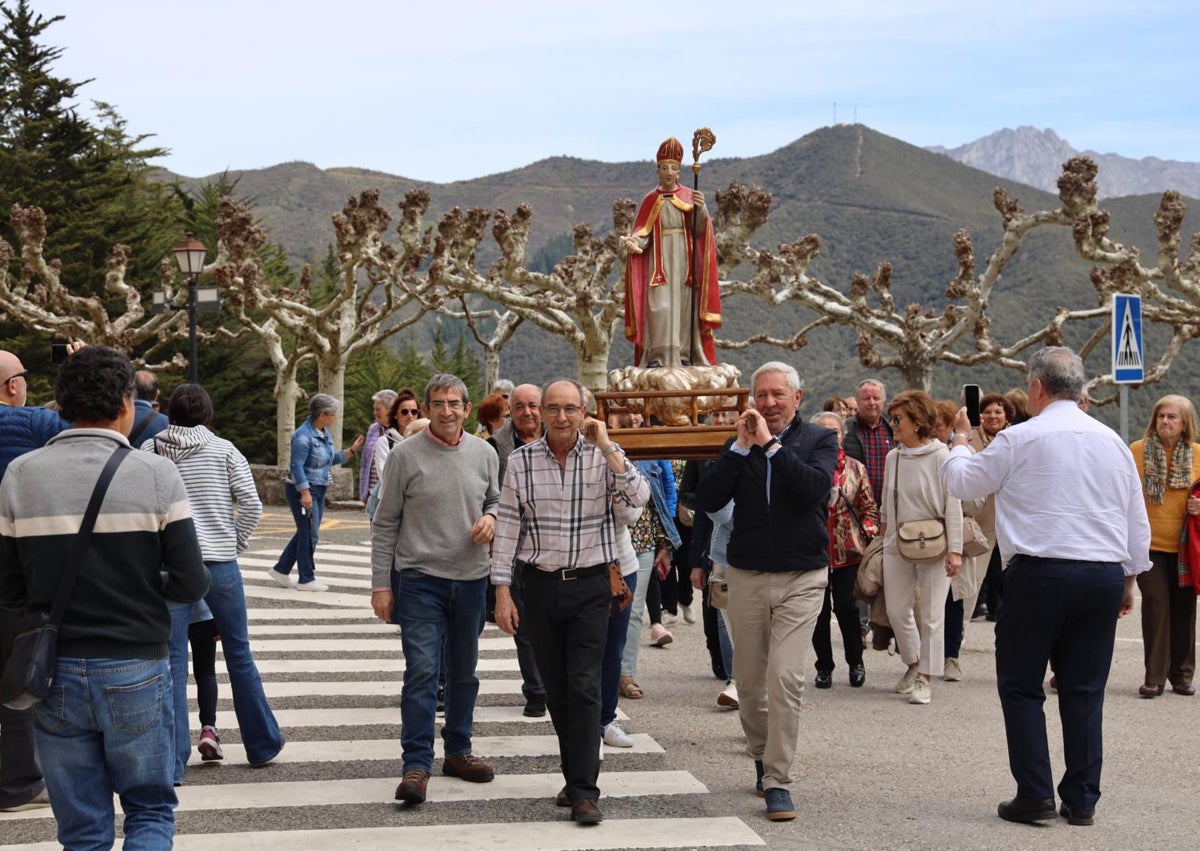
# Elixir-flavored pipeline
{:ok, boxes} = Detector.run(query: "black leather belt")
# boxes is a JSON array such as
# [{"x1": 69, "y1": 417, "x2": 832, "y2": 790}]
[{"x1": 519, "y1": 560, "x2": 606, "y2": 581}]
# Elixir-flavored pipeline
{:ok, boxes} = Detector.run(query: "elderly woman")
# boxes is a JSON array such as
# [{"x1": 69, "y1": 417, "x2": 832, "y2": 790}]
[
  {"x1": 1129, "y1": 394, "x2": 1200, "y2": 697},
  {"x1": 269, "y1": 394, "x2": 364, "y2": 591},
  {"x1": 880, "y1": 390, "x2": 963, "y2": 705},
  {"x1": 810, "y1": 411, "x2": 878, "y2": 689},
  {"x1": 360, "y1": 389, "x2": 397, "y2": 503},
  {"x1": 371, "y1": 389, "x2": 419, "y2": 489}
]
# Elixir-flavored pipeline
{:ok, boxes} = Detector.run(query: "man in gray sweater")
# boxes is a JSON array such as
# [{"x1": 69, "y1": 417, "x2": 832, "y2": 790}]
[{"x1": 369, "y1": 373, "x2": 500, "y2": 806}]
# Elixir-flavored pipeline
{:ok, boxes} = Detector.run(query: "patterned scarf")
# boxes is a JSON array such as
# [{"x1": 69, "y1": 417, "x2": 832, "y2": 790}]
[{"x1": 1143, "y1": 433, "x2": 1193, "y2": 504}]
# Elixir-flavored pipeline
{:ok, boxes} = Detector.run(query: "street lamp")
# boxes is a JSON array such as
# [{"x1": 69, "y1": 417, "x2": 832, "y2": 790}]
[{"x1": 172, "y1": 232, "x2": 208, "y2": 384}]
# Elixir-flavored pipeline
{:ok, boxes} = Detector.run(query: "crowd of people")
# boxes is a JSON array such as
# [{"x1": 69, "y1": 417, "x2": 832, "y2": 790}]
[{"x1": 0, "y1": 341, "x2": 1189, "y2": 841}]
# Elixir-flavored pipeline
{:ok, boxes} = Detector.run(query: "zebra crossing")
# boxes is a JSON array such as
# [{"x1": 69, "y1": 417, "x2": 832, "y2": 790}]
[{"x1": 1, "y1": 542, "x2": 766, "y2": 850}]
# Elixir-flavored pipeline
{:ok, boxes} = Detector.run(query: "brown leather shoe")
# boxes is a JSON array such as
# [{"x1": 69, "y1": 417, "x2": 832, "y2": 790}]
[
  {"x1": 395, "y1": 769, "x2": 430, "y2": 804},
  {"x1": 556, "y1": 786, "x2": 570, "y2": 807},
  {"x1": 1170, "y1": 680, "x2": 1196, "y2": 696},
  {"x1": 442, "y1": 753, "x2": 495, "y2": 783},
  {"x1": 1139, "y1": 683, "x2": 1165, "y2": 698},
  {"x1": 570, "y1": 797, "x2": 603, "y2": 825}
]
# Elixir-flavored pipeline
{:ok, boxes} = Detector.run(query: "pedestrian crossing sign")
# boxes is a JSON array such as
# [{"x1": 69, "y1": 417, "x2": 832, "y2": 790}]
[{"x1": 1112, "y1": 294, "x2": 1143, "y2": 383}]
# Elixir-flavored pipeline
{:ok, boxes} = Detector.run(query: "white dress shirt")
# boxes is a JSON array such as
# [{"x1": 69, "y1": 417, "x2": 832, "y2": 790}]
[{"x1": 940, "y1": 399, "x2": 1151, "y2": 576}]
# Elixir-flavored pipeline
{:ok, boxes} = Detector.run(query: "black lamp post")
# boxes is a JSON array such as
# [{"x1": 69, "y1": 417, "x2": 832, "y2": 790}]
[{"x1": 172, "y1": 232, "x2": 208, "y2": 383}]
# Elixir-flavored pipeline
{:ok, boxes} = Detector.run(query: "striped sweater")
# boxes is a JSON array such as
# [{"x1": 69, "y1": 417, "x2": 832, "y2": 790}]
[
  {"x1": 0, "y1": 428, "x2": 208, "y2": 659},
  {"x1": 142, "y1": 425, "x2": 262, "y2": 559}
]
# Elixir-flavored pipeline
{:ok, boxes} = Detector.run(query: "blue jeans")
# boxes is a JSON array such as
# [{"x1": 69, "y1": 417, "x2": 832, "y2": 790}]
[
  {"x1": 397, "y1": 570, "x2": 487, "y2": 772},
  {"x1": 34, "y1": 657, "x2": 176, "y2": 850},
  {"x1": 166, "y1": 602, "x2": 195, "y2": 784},
  {"x1": 275, "y1": 482, "x2": 326, "y2": 584},
  {"x1": 205, "y1": 560, "x2": 284, "y2": 765},
  {"x1": 717, "y1": 607, "x2": 734, "y2": 679},
  {"x1": 621, "y1": 551, "x2": 656, "y2": 677},
  {"x1": 601, "y1": 571, "x2": 638, "y2": 728}
]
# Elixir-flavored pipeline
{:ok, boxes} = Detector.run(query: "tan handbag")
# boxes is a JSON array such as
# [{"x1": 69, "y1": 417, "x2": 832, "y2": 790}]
[
  {"x1": 893, "y1": 454, "x2": 948, "y2": 563},
  {"x1": 961, "y1": 516, "x2": 990, "y2": 558}
]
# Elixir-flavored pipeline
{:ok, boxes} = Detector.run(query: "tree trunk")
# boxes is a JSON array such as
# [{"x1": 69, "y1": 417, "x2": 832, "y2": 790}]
[
  {"x1": 483, "y1": 345, "x2": 500, "y2": 394},
  {"x1": 576, "y1": 346, "x2": 612, "y2": 393},
  {"x1": 275, "y1": 371, "x2": 301, "y2": 468},
  {"x1": 316, "y1": 356, "x2": 348, "y2": 448}
]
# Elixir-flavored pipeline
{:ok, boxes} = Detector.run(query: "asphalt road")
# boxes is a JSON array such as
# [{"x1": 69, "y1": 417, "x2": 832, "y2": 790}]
[{"x1": 2, "y1": 504, "x2": 1196, "y2": 850}]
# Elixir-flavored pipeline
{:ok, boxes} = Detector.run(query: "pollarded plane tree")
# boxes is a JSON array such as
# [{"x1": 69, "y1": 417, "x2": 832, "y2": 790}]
[
  {"x1": 214, "y1": 190, "x2": 434, "y2": 463},
  {"x1": 0, "y1": 204, "x2": 190, "y2": 367}
]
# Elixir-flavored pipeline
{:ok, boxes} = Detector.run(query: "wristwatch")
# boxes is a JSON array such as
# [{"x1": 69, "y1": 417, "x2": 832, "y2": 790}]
[{"x1": 764, "y1": 437, "x2": 781, "y2": 452}]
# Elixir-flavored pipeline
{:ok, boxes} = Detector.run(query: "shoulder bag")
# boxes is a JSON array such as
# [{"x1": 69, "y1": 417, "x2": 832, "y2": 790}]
[
  {"x1": 893, "y1": 453, "x2": 948, "y2": 564},
  {"x1": 0, "y1": 446, "x2": 130, "y2": 710}
]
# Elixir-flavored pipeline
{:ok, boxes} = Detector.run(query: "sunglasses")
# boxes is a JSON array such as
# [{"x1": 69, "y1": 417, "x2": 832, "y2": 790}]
[{"x1": 2, "y1": 370, "x2": 28, "y2": 385}]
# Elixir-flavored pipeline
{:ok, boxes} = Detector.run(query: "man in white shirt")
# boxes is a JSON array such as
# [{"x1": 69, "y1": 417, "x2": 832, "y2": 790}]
[{"x1": 941, "y1": 347, "x2": 1151, "y2": 828}]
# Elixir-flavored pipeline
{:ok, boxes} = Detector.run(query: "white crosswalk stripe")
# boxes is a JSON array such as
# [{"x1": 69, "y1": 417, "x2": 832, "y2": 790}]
[{"x1": 1, "y1": 543, "x2": 764, "y2": 849}]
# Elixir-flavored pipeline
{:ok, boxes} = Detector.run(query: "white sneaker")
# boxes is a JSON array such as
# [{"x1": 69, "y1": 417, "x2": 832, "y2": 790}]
[
  {"x1": 296, "y1": 579, "x2": 329, "y2": 592},
  {"x1": 718, "y1": 681, "x2": 739, "y2": 708},
  {"x1": 680, "y1": 603, "x2": 696, "y2": 625},
  {"x1": 943, "y1": 657, "x2": 962, "y2": 682},
  {"x1": 265, "y1": 569, "x2": 293, "y2": 587},
  {"x1": 602, "y1": 722, "x2": 634, "y2": 748},
  {"x1": 895, "y1": 663, "x2": 919, "y2": 694},
  {"x1": 909, "y1": 678, "x2": 932, "y2": 705},
  {"x1": 661, "y1": 611, "x2": 679, "y2": 626}
]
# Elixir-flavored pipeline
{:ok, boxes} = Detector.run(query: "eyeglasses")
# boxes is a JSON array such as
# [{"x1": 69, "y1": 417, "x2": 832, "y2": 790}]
[
  {"x1": 428, "y1": 399, "x2": 465, "y2": 411},
  {"x1": 544, "y1": 404, "x2": 582, "y2": 418},
  {"x1": 2, "y1": 370, "x2": 28, "y2": 385},
  {"x1": 397, "y1": 407, "x2": 420, "y2": 417},
  {"x1": 889, "y1": 414, "x2": 903, "y2": 426}
]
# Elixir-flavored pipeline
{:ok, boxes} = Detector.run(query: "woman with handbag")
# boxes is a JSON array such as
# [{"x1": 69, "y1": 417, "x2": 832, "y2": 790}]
[
  {"x1": 879, "y1": 391, "x2": 963, "y2": 705},
  {"x1": 1129, "y1": 394, "x2": 1200, "y2": 697},
  {"x1": 810, "y1": 412, "x2": 879, "y2": 689}
]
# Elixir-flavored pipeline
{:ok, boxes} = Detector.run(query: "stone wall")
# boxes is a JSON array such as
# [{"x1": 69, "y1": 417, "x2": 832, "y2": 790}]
[{"x1": 250, "y1": 465, "x2": 355, "y2": 505}]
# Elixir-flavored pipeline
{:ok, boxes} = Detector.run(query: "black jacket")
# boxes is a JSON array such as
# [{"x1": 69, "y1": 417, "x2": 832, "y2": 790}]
[{"x1": 696, "y1": 414, "x2": 837, "y2": 573}]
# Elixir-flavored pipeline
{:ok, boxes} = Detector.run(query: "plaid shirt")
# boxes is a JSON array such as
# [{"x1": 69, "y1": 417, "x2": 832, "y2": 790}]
[
  {"x1": 490, "y1": 436, "x2": 649, "y2": 586},
  {"x1": 856, "y1": 418, "x2": 894, "y2": 504}
]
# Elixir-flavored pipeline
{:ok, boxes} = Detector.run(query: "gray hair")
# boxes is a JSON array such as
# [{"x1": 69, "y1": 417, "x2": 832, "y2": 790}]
[
  {"x1": 309, "y1": 393, "x2": 340, "y2": 418},
  {"x1": 372, "y1": 389, "x2": 398, "y2": 408},
  {"x1": 490, "y1": 379, "x2": 515, "y2": 395},
  {"x1": 424, "y1": 373, "x2": 470, "y2": 405},
  {"x1": 1028, "y1": 346, "x2": 1085, "y2": 402},
  {"x1": 750, "y1": 361, "x2": 801, "y2": 394},
  {"x1": 541, "y1": 377, "x2": 587, "y2": 407},
  {"x1": 811, "y1": 411, "x2": 845, "y2": 434},
  {"x1": 856, "y1": 378, "x2": 886, "y2": 400}
]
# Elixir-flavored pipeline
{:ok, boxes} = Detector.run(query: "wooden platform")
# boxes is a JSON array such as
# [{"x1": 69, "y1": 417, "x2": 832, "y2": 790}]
[{"x1": 596, "y1": 387, "x2": 747, "y2": 460}]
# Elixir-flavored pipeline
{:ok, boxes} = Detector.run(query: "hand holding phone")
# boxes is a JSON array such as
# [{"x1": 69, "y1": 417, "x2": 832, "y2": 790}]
[{"x1": 963, "y1": 384, "x2": 981, "y2": 428}]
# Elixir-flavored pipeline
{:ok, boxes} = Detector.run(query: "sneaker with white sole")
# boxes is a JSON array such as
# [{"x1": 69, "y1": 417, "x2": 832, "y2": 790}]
[
  {"x1": 909, "y1": 678, "x2": 932, "y2": 704},
  {"x1": 649, "y1": 623, "x2": 673, "y2": 646},
  {"x1": 895, "y1": 663, "x2": 920, "y2": 694},
  {"x1": 680, "y1": 603, "x2": 696, "y2": 625},
  {"x1": 198, "y1": 725, "x2": 224, "y2": 761},
  {"x1": 602, "y1": 722, "x2": 634, "y2": 748},
  {"x1": 660, "y1": 611, "x2": 679, "y2": 626},
  {"x1": 265, "y1": 568, "x2": 293, "y2": 587},
  {"x1": 943, "y1": 657, "x2": 962, "y2": 682},
  {"x1": 718, "y1": 681, "x2": 739, "y2": 708},
  {"x1": 296, "y1": 579, "x2": 329, "y2": 592}
]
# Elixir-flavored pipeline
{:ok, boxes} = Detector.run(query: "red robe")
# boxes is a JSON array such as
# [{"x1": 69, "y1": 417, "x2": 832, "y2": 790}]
[{"x1": 623, "y1": 184, "x2": 722, "y2": 366}]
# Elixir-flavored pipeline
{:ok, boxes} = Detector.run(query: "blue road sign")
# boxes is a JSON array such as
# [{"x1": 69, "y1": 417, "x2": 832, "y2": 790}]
[{"x1": 1112, "y1": 294, "x2": 1144, "y2": 383}]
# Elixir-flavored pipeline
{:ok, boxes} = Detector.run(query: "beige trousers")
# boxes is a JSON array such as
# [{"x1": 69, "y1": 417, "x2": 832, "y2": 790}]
[
  {"x1": 883, "y1": 551, "x2": 951, "y2": 677},
  {"x1": 725, "y1": 566, "x2": 827, "y2": 790}
]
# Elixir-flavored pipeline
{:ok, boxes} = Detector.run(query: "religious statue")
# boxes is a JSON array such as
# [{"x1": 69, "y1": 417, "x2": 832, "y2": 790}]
[{"x1": 622, "y1": 136, "x2": 722, "y2": 369}]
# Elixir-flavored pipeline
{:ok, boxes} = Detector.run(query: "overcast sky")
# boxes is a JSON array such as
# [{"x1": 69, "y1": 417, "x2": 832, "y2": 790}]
[{"x1": 42, "y1": 0, "x2": 1200, "y2": 183}]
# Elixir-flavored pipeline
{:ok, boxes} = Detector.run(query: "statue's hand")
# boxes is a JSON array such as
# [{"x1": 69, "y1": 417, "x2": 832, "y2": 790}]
[
  {"x1": 621, "y1": 235, "x2": 643, "y2": 254},
  {"x1": 693, "y1": 190, "x2": 705, "y2": 208}
]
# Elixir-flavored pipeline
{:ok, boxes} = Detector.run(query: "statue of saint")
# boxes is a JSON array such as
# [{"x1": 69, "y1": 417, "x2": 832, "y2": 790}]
[{"x1": 622, "y1": 137, "x2": 722, "y2": 369}]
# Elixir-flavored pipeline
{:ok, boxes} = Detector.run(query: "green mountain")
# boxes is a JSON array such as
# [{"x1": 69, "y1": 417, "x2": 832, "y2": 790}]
[{"x1": 171, "y1": 124, "x2": 1198, "y2": 432}]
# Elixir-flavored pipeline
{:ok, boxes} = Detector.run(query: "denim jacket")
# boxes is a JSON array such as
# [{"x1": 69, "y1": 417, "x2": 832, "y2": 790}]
[
  {"x1": 634, "y1": 459, "x2": 682, "y2": 550},
  {"x1": 286, "y1": 417, "x2": 349, "y2": 490}
]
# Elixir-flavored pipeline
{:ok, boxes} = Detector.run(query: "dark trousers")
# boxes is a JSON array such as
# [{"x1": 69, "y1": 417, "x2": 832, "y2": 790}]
[
  {"x1": 944, "y1": 594, "x2": 964, "y2": 658},
  {"x1": 521, "y1": 564, "x2": 609, "y2": 803},
  {"x1": 188, "y1": 619, "x2": 218, "y2": 729},
  {"x1": 701, "y1": 581, "x2": 726, "y2": 679},
  {"x1": 0, "y1": 612, "x2": 45, "y2": 808},
  {"x1": 1137, "y1": 550, "x2": 1197, "y2": 687},
  {"x1": 511, "y1": 564, "x2": 545, "y2": 701},
  {"x1": 996, "y1": 556, "x2": 1124, "y2": 811},
  {"x1": 813, "y1": 565, "x2": 864, "y2": 671}
]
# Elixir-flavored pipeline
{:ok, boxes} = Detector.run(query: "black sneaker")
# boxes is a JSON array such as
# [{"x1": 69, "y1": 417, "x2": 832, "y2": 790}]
[
  {"x1": 523, "y1": 698, "x2": 547, "y2": 718},
  {"x1": 815, "y1": 669, "x2": 833, "y2": 689},
  {"x1": 849, "y1": 664, "x2": 866, "y2": 688}
]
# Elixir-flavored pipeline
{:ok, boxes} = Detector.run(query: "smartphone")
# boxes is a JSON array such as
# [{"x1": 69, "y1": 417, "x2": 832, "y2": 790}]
[
  {"x1": 51, "y1": 343, "x2": 69, "y2": 364},
  {"x1": 300, "y1": 506, "x2": 308, "y2": 517},
  {"x1": 963, "y1": 384, "x2": 981, "y2": 428}
]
